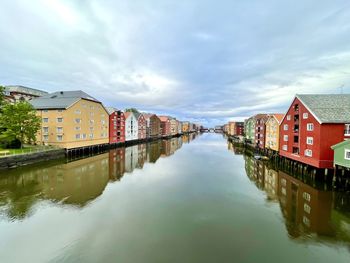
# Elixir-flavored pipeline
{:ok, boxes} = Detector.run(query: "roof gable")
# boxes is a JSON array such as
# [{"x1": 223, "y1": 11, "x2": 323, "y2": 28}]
[{"x1": 331, "y1": 139, "x2": 350, "y2": 150}]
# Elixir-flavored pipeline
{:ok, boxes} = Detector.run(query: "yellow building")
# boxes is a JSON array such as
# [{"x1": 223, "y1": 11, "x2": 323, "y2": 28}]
[
  {"x1": 265, "y1": 114, "x2": 284, "y2": 152},
  {"x1": 31, "y1": 90, "x2": 109, "y2": 149},
  {"x1": 182, "y1": 121, "x2": 190, "y2": 133}
]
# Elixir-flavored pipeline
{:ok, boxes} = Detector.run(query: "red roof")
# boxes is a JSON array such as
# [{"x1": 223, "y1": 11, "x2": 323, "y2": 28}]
[
  {"x1": 158, "y1": 116, "x2": 170, "y2": 122},
  {"x1": 271, "y1": 113, "x2": 284, "y2": 124}
]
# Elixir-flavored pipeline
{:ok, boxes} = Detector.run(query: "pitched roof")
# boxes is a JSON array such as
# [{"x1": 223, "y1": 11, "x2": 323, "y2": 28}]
[
  {"x1": 296, "y1": 94, "x2": 350, "y2": 124},
  {"x1": 106, "y1": 107, "x2": 121, "y2": 115},
  {"x1": 158, "y1": 116, "x2": 170, "y2": 122},
  {"x1": 30, "y1": 90, "x2": 100, "y2": 109},
  {"x1": 269, "y1": 114, "x2": 284, "y2": 124},
  {"x1": 331, "y1": 139, "x2": 350, "y2": 150},
  {"x1": 142, "y1": 113, "x2": 156, "y2": 120}
]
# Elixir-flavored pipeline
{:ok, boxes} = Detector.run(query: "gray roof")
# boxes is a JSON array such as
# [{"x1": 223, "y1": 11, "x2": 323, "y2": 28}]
[
  {"x1": 5, "y1": 85, "x2": 48, "y2": 97},
  {"x1": 30, "y1": 90, "x2": 100, "y2": 109},
  {"x1": 296, "y1": 94, "x2": 350, "y2": 123},
  {"x1": 106, "y1": 107, "x2": 121, "y2": 115}
]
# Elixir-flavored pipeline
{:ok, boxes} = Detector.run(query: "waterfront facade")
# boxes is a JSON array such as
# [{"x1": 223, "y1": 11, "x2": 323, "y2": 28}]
[
  {"x1": 182, "y1": 122, "x2": 190, "y2": 133},
  {"x1": 244, "y1": 117, "x2": 255, "y2": 142},
  {"x1": 159, "y1": 116, "x2": 171, "y2": 136},
  {"x1": 144, "y1": 114, "x2": 161, "y2": 138},
  {"x1": 135, "y1": 113, "x2": 146, "y2": 140},
  {"x1": 31, "y1": 90, "x2": 109, "y2": 149},
  {"x1": 106, "y1": 107, "x2": 125, "y2": 144},
  {"x1": 170, "y1": 118, "x2": 178, "y2": 136},
  {"x1": 279, "y1": 94, "x2": 350, "y2": 169},
  {"x1": 255, "y1": 114, "x2": 269, "y2": 149},
  {"x1": 265, "y1": 114, "x2": 284, "y2": 152},
  {"x1": 125, "y1": 112, "x2": 138, "y2": 141},
  {"x1": 331, "y1": 140, "x2": 350, "y2": 169}
]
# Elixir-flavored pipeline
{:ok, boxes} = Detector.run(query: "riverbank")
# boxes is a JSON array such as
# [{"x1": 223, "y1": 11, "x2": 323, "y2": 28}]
[{"x1": 0, "y1": 132, "x2": 198, "y2": 170}]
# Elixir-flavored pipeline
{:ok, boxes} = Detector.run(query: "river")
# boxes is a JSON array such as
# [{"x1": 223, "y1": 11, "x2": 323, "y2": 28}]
[{"x1": 0, "y1": 133, "x2": 349, "y2": 263}]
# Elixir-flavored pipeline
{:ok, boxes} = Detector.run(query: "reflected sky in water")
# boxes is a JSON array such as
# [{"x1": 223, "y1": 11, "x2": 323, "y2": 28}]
[{"x1": 0, "y1": 133, "x2": 349, "y2": 263}]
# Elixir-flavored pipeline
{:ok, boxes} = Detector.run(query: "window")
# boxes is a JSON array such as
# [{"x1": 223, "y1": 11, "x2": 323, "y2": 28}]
[
  {"x1": 282, "y1": 145, "x2": 288, "y2": 151},
  {"x1": 43, "y1": 135, "x2": 49, "y2": 141},
  {"x1": 75, "y1": 110, "x2": 81, "y2": 114},
  {"x1": 305, "y1": 149, "x2": 312, "y2": 157},
  {"x1": 57, "y1": 118, "x2": 63, "y2": 123},
  {"x1": 307, "y1": 123, "x2": 314, "y2": 131},
  {"x1": 287, "y1": 115, "x2": 291, "y2": 121},
  {"x1": 75, "y1": 118, "x2": 81, "y2": 124},
  {"x1": 345, "y1": 149, "x2": 350, "y2": 160},
  {"x1": 303, "y1": 216, "x2": 310, "y2": 227},
  {"x1": 345, "y1": 124, "x2": 350, "y2": 135},
  {"x1": 90, "y1": 119, "x2": 94, "y2": 124},
  {"x1": 303, "y1": 113, "x2": 308, "y2": 119},
  {"x1": 306, "y1": 137, "x2": 313, "y2": 145},
  {"x1": 43, "y1": 118, "x2": 49, "y2": 123},
  {"x1": 75, "y1": 134, "x2": 81, "y2": 139},
  {"x1": 75, "y1": 126, "x2": 81, "y2": 131},
  {"x1": 101, "y1": 120, "x2": 105, "y2": 125},
  {"x1": 303, "y1": 192, "x2": 311, "y2": 202},
  {"x1": 82, "y1": 134, "x2": 87, "y2": 139},
  {"x1": 57, "y1": 135, "x2": 63, "y2": 141},
  {"x1": 57, "y1": 127, "x2": 63, "y2": 134},
  {"x1": 89, "y1": 133, "x2": 94, "y2": 138},
  {"x1": 304, "y1": 203, "x2": 311, "y2": 214},
  {"x1": 283, "y1": 135, "x2": 288, "y2": 141},
  {"x1": 283, "y1": 124, "x2": 288, "y2": 131},
  {"x1": 43, "y1": 127, "x2": 49, "y2": 133}
]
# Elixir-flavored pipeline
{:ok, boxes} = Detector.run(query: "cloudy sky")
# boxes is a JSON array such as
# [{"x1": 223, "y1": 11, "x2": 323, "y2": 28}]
[{"x1": 1, "y1": 0, "x2": 350, "y2": 126}]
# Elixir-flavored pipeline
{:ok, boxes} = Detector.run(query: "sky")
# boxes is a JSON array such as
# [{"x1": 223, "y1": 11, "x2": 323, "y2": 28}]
[{"x1": 1, "y1": 0, "x2": 350, "y2": 127}]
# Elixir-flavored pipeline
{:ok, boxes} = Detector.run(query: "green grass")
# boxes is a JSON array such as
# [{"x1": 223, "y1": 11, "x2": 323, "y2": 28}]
[{"x1": 0, "y1": 145, "x2": 58, "y2": 156}]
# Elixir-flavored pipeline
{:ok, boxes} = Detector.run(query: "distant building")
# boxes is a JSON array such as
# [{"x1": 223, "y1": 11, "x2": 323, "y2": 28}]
[
  {"x1": 124, "y1": 112, "x2": 138, "y2": 142},
  {"x1": 279, "y1": 94, "x2": 350, "y2": 169},
  {"x1": 265, "y1": 114, "x2": 284, "y2": 152},
  {"x1": 106, "y1": 107, "x2": 125, "y2": 144},
  {"x1": 244, "y1": 117, "x2": 255, "y2": 142},
  {"x1": 143, "y1": 114, "x2": 161, "y2": 138},
  {"x1": 135, "y1": 112, "x2": 146, "y2": 140},
  {"x1": 159, "y1": 116, "x2": 171, "y2": 136},
  {"x1": 254, "y1": 114, "x2": 269, "y2": 149},
  {"x1": 169, "y1": 117, "x2": 178, "y2": 135},
  {"x1": 182, "y1": 121, "x2": 190, "y2": 133},
  {"x1": 30, "y1": 90, "x2": 109, "y2": 149},
  {"x1": 4, "y1": 85, "x2": 48, "y2": 103}
]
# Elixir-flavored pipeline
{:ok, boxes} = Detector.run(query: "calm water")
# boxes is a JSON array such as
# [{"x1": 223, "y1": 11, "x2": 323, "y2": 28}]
[{"x1": 0, "y1": 133, "x2": 350, "y2": 263}]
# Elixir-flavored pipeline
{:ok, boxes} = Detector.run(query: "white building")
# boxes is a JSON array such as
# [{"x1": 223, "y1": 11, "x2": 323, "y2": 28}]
[{"x1": 125, "y1": 112, "x2": 138, "y2": 141}]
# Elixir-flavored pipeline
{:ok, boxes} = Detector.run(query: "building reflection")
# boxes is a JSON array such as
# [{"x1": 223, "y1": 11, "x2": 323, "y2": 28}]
[
  {"x1": 0, "y1": 136, "x2": 194, "y2": 220},
  {"x1": 243, "y1": 154, "x2": 350, "y2": 244}
]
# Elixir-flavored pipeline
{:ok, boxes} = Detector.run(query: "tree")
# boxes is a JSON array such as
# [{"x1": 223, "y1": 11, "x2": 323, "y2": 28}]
[
  {"x1": 125, "y1": 108, "x2": 140, "y2": 114},
  {"x1": 0, "y1": 85, "x2": 6, "y2": 108},
  {"x1": 0, "y1": 102, "x2": 41, "y2": 148}
]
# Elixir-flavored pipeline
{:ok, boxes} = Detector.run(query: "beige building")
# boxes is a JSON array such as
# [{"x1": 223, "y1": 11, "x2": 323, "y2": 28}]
[
  {"x1": 170, "y1": 117, "x2": 178, "y2": 135},
  {"x1": 265, "y1": 114, "x2": 284, "y2": 152},
  {"x1": 31, "y1": 90, "x2": 109, "y2": 149}
]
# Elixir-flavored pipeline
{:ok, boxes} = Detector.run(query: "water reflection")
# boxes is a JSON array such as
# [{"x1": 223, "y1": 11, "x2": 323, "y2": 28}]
[
  {"x1": 242, "y1": 153, "x2": 350, "y2": 244},
  {"x1": 0, "y1": 135, "x2": 197, "y2": 221}
]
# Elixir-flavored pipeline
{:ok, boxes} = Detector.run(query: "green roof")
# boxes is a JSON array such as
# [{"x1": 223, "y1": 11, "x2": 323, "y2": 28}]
[
  {"x1": 331, "y1": 139, "x2": 350, "y2": 150},
  {"x1": 297, "y1": 94, "x2": 350, "y2": 124}
]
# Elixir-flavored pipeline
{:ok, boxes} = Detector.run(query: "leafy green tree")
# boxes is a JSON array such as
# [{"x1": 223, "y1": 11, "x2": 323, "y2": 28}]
[
  {"x1": 125, "y1": 108, "x2": 140, "y2": 113},
  {"x1": 0, "y1": 85, "x2": 6, "y2": 108},
  {"x1": 0, "y1": 102, "x2": 41, "y2": 148}
]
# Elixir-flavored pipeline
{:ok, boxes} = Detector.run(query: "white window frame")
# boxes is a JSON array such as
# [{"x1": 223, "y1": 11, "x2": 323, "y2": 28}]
[
  {"x1": 283, "y1": 135, "x2": 288, "y2": 141},
  {"x1": 75, "y1": 134, "x2": 81, "y2": 139},
  {"x1": 307, "y1": 123, "x2": 314, "y2": 131},
  {"x1": 43, "y1": 118, "x2": 49, "y2": 123},
  {"x1": 283, "y1": 124, "x2": 288, "y2": 131},
  {"x1": 345, "y1": 124, "x2": 350, "y2": 135},
  {"x1": 43, "y1": 127, "x2": 49, "y2": 133},
  {"x1": 56, "y1": 127, "x2": 63, "y2": 134},
  {"x1": 303, "y1": 113, "x2": 308, "y2": 119},
  {"x1": 43, "y1": 135, "x2": 49, "y2": 141},
  {"x1": 287, "y1": 115, "x2": 291, "y2": 121},
  {"x1": 57, "y1": 117, "x2": 63, "y2": 123},
  {"x1": 345, "y1": 149, "x2": 350, "y2": 160},
  {"x1": 282, "y1": 145, "x2": 288, "y2": 151},
  {"x1": 306, "y1": 137, "x2": 313, "y2": 145},
  {"x1": 56, "y1": 135, "x2": 63, "y2": 141},
  {"x1": 305, "y1": 149, "x2": 313, "y2": 157},
  {"x1": 75, "y1": 118, "x2": 81, "y2": 124}
]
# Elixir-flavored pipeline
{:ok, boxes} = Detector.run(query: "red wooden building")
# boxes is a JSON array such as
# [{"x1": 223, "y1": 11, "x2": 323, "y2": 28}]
[
  {"x1": 106, "y1": 107, "x2": 125, "y2": 144},
  {"x1": 279, "y1": 94, "x2": 350, "y2": 169},
  {"x1": 255, "y1": 114, "x2": 269, "y2": 149},
  {"x1": 159, "y1": 116, "x2": 171, "y2": 137},
  {"x1": 235, "y1": 122, "x2": 245, "y2": 136}
]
